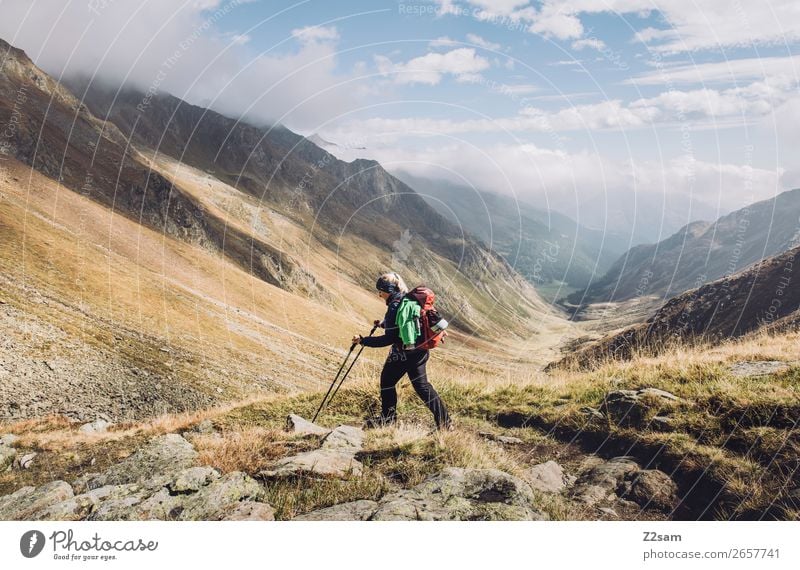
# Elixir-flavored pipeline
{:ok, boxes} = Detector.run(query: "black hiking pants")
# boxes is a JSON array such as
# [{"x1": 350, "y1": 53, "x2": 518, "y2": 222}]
[{"x1": 380, "y1": 348, "x2": 451, "y2": 429}]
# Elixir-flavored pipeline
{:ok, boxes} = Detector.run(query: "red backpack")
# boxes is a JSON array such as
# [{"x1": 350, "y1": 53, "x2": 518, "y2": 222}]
[{"x1": 404, "y1": 286, "x2": 449, "y2": 350}]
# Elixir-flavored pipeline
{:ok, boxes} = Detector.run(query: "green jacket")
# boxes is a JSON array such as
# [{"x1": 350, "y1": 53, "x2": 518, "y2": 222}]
[{"x1": 395, "y1": 297, "x2": 421, "y2": 346}]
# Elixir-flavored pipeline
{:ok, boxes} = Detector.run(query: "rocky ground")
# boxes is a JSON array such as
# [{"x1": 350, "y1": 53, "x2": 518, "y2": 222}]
[{"x1": 0, "y1": 411, "x2": 680, "y2": 521}]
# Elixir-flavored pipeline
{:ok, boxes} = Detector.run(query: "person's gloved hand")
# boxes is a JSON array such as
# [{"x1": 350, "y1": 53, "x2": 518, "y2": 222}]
[
  {"x1": 351, "y1": 334, "x2": 363, "y2": 345},
  {"x1": 373, "y1": 319, "x2": 383, "y2": 328}
]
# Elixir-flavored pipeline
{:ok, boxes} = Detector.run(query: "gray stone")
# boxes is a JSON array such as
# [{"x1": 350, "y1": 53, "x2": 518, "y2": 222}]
[
  {"x1": 598, "y1": 507, "x2": 618, "y2": 518},
  {"x1": 178, "y1": 472, "x2": 269, "y2": 521},
  {"x1": 622, "y1": 469, "x2": 678, "y2": 513},
  {"x1": 261, "y1": 448, "x2": 363, "y2": 478},
  {"x1": 79, "y1": 419, "x2": 113, "y2": 434},
  {"x1": 287, "y1": 414, "x2": 330, "y2": 436},
  {"x1": 370, "y1": 468, "x2": 547, "y2": 521},
  {"x1": 649, "y1": 416, "x2": 675, "y2": 431},
  {"x1": 527, "y1": 460, "x2": 573, "y2": 494},
  {"x1": 729, "y1": 361, "x2": 790, "y2": 378},
  {"x1": 16, "y1": 452, "x2": 36, "y2": 469},
  {"x1": 33, "y1": 485, "x2": 139, "y2": 521},
  {"x1": 0, "y1": 481, "x2": 74, "y2": 520},
  {"x1": 479, "y1": 432, "x2": 523, "y2": 445},
  {"x1": 580, "y1": 407, "x2": 604, "y2": 420},
  {"x1": 221, "y1": 501, "x2": 275, "y2": 521},
  {"x1": 89, "y1": 434, "x2": 198, "y2": 488},
  {"x1": 321, "y1": 425, "x2": 364, "y2": 450},
  {"x1": 572, "y1": 456, "x2": 641, "y2": 506},
  {"x1": 293, "y1": 500, "x2": 379, "y2": 521},
  {"x1": 297, "y1": 468, "x2": 548, "y2": 521},
  {"x1": 168, "y1": 466, "x2": 220, "y2": 493},
  {"x1": 71, "y1": 472, "x2": 105, "y2": 494}
]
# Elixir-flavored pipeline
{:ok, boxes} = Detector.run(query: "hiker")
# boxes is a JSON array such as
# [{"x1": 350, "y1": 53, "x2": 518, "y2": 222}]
[{"x1": 352, "y1": 272, "x2": 452, "y2": 430}]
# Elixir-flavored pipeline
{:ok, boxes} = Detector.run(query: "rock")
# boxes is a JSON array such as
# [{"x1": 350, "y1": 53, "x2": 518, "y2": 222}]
[
  {"x1": 649, "y1": 416, "x2": 675, "y2": 431},
  {"x1": 286, "y1": 414, "x2": 330, "y2": 436},
  {"x1": 598, "y1": 507, "x2": 618, "y2": 518},
  {"x1": 729, "y1": 361, "x2": 790, "y2": 378},
  {"x1": 79, "y1": 419, "x2": 113, "y2": 434},
  {"x1": 71, "y1": 472, "x2": 105, "y2": 494},
  {"x1": 638, "y1": 388, "x2": 680, "y2": 401},
  {"x1": 621, "y1": 469, "x2": 678, "y2": 513},
  {"x1": 0, "y1": 434, "x2": 20, "y2": 446},
  {"x1": 261, "y1": 448, "x2": 363, "y2": 478},
  {"x1": 321, "y1": 425, "x2": 364, "y2": 450},
  {"x1": 0, "y1": 445, "x2": 17, "y2": 472},
  {"x1": 87, "y1": 471, "x2": 271, "y2": 521},
  {"x1": 479, "y1": 432, "x2": 524, "y2": 445},
  {"x1": 33, "y1": 485, "x2": 140, "y2": 521},
  {"x1": 0, "y1": 481, "x2": 74, "y2": 520},
  {"x1": 527, "y1": 460, "x2": 573, "y2": 494},
  {"x1": 600, "y1": 389, "x2": 681, "y2": 427},
  {"x1": 373, "y1": 468, "x2": 547, "y2": 521},
  {"x1": 168, "y1": 466, "x2": 220, "y2": 493},
  {"x1": 572, "y1": 456, "x2": 640, "y2": 506},
  {"x1": 297, "y1": 468, "x2": 546, "y2": 521},
  {"x1": 579, "y1": 407, "x2": 604, "y2": 420},
  {"x1": 88, "y1": 434, "x2": 198, "y2": 488},
  {"x1": 222, "y1": 501, "x2": 275, "y2": 521},
  {"x1": 178, "y1": 472, "x2": 269, "y2": 521},
  {"x1": 293, "y1": 500, "x2": 379, "y2": 521},
  {"x1": 44, "y1": 360, "x2": 56, "y2": 371},
  {"x1": 16, "y1": 452, "x2": 36, "y2": 469}
]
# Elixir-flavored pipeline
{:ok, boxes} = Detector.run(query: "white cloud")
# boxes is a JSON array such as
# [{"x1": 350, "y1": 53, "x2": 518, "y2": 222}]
[
  {"x1": 290, "y1": 25, "x2": 339, "y2": 44},
  {"x1": 0, "y1": 2, "x2": 363, "y2": 131},
  {"x1": 329, "y1": 138, "x2": 782, "y2": 232},
  {"x1": 529, "y1": 5, "x2": 583, "y2": 40},
  {"x1": 375, "y1": 48, "x2": 491, "y2": 85},
  {"x1": 571, "y1": 38, "x2": 606, "y2": 51},
  {"x1": 429, "y1": 36, "x2": 458, "y2": 48},
  {"x1": 542, "y1": 0, "x2": 800, "y2": 52},
  {"x1": 627, "y1": 54, "x2": 800, "y2": 86},
  {"x1": 467, "y1": 0, "x2": 529, "y2": 13},
  {"x1": 466, "y1": 33, "x2": 502, "y2": 51}
]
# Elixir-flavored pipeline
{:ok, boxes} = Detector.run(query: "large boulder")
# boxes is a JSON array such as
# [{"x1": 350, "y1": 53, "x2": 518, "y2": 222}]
[
  {"x1": 85, "y1": 434, "x2": 198, "y2": 489},
  {"x1": 571, "y1": 456, "x2": 641, "y2": 506},
  {"x1": 0, "y1": 433, "x2": 274, "y2": 521},
  {"x1": 261, "y1": 448, "x2": 363, "y2": 478},
  {"x1": 296, "y1": 468, "x2": 549, "y2": 521},
  {"x1": 619, "y1": 469, "x2": 679, "y2": 513},
  {"x1": 261, "y1": 424, "x2": 365, "y2": 479},
  {"x1": 0, "y1": 481, "x2": 74, "y2": 520},
  {"x1": 86, "y1": 470, "x2": 271, "y2": 521}
]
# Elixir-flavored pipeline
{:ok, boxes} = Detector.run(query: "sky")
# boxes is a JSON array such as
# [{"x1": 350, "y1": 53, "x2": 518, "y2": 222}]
[{"x1": 1, "y1": 0, "x2": 798, "y2": 241}]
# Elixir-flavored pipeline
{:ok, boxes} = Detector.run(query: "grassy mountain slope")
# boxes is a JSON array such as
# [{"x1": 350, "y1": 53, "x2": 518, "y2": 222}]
[{"x1": 556, "y1": 244, "x2": 800, "y2": 368}]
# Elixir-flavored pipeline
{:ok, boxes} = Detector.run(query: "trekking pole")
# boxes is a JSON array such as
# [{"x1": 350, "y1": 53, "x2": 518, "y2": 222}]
[
  {"x1": 312, "y1": 343, "x2": 356, "y2": 423},
  {"x1": 326, "y1": 323, "x2": 378, "y2": 409},
  {"x1": 312, "y1": 323, "x2": 378, "y2": 423}
]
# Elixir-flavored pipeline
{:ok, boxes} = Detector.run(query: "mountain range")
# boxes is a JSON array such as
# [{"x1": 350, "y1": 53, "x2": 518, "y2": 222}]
[{"x1": 570, "y1": 188, "x2": 800, "y2": 305}]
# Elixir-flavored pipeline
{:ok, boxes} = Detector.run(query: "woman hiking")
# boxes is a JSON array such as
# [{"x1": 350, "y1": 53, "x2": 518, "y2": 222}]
[{"x1": 352, "y1": 272, "x2": 452, "y2": 431}]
